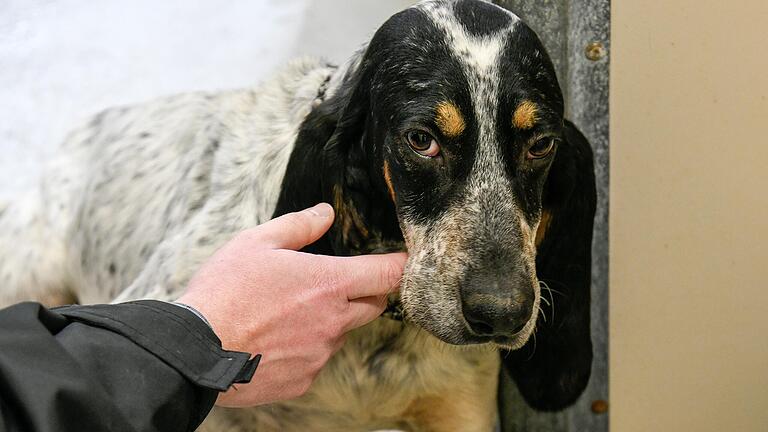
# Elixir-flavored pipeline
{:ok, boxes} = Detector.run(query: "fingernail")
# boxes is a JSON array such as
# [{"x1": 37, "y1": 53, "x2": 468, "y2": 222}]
[{"x1": 307, "y1": 203, "x2": 333, "y2": 218}]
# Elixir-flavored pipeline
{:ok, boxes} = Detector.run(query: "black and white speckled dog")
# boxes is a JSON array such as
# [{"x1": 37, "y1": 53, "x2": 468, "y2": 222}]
[{"x1": 0, "y1": 0, "x2": 596, "y2": 430}]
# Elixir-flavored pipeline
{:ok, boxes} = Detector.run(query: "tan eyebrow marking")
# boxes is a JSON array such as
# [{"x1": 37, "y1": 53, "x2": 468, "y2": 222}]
[
  {"x1": 435, "y1": 101, "x2": 466, "y2": 138},
  {"x1": 383, "y1": 160, "x2": 396, "y2": 203},
  {"x1": 535, "y1": 209, "x2": 552, "y2": 248},
  {"x1": 513, "y1": 100, "x2": 539, "y2": 130}
]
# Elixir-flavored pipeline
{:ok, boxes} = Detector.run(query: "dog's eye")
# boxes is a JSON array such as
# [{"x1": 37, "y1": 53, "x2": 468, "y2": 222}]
[
  {"x1": 405, "y1": 130, "x2": 440, "y2": 157},
  {"x1": 527, "y1": 137, "x2": 556, "y2": 159}
]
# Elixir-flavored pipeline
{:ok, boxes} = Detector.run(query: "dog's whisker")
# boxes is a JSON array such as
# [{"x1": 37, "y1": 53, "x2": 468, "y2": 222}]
[
  {"x1": 549, "y1": 287, "x2": 565, "y2": 297},
  {"x1": 539, "y1": 280, "x2": 566, "y2": 297},
  {"x1": 525, "y1": 332, "x2": 537, "y2": 361},
  {"x1": 539, "y1": 280, "x2": 556, "y2": 323}
]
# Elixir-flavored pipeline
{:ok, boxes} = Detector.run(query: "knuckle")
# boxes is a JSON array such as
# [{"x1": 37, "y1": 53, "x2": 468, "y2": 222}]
[
  {"x1": 283, "y1": 212, "x2": 306, "y2": 229},
  {"x1": 380, "y1": 259, "x2": 401, "y2": 291},
  {"x1": 280, "y1": 215, "x2": 307, "y2": 239},
  {"x1": 325, "y1": 264, "x2": 346, "y2": 292},
  {"x1": 289, "y1": 211, "x2": 315, "y2": 233},
  {"x1": 237, "y1": 227, "x2": 272, "y2": 250},
  {"x1": 312, "y1": 260, "x2": 347, "y2": 300}
]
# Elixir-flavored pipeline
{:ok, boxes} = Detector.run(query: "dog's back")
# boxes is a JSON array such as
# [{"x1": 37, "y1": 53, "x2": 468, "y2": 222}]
[{"x1": 0, "y1": 58, "x2": 335, "y2": 307}]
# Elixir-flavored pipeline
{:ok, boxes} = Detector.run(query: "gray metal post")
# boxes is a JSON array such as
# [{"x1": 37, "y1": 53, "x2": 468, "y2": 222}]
[{"x1": 493, "y1": 1, "x2": 610, "y2": 430}]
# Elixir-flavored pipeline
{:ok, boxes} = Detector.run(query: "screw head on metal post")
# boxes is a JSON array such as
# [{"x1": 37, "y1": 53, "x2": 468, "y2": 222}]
[
  {"x1": 585, "y1": 41, "x2": 607, "y2": 61},
  {"x1": 591, "y1": 399, "x2": 609, "y2": 414}
]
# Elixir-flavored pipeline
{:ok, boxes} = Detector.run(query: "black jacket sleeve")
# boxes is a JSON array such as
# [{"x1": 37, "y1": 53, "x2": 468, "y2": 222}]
[{"x1": 0, "y1": 301, "x2": 260, "y2": 432}]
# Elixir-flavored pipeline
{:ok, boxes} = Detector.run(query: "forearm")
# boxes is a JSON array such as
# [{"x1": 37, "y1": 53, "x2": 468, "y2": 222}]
[{"x1": 0, "y1": 301, "x2": 258, "y2": 432}]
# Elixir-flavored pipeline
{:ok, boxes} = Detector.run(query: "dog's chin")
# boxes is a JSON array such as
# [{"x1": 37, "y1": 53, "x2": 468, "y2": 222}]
[
  {"x1": 404, "y1": 313, "x2": 536, "y2": 351},
  {"x1": 490, "y1": 328, "x2": 535, "y2": 351}
]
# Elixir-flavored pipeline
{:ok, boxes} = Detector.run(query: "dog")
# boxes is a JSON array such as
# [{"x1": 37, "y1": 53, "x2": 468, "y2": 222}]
[{"x1": 0, "y1": 0, "x2": 596, "y2": 430}]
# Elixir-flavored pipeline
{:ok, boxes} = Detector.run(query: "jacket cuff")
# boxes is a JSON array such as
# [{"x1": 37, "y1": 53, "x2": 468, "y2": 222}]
[{"x1": 54, "y1": 300, "x2": 260, "y2": 391}]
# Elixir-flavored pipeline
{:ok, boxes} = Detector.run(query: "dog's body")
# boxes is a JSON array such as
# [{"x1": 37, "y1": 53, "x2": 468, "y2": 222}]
[
  {"x1": 0, "y1": 1, "x2": 596, "y2": 431},
  {"x1": 0, "y1": 57, "x2": 499, "y2": 432}
]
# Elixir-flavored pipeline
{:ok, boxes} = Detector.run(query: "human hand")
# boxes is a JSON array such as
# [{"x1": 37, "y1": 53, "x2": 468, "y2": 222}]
[{"x1": 176, "y1": 203, "x2": 407, "y2": 407}]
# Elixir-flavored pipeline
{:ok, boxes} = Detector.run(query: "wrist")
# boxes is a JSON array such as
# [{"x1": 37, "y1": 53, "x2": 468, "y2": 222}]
[{"x1": 169, "y1": 301, "x2": 213, "y2": 330}]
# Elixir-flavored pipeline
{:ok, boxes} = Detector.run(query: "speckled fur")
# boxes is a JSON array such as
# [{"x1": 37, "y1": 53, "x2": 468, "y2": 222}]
[
  {"x1": 0, "y1": 1, "x2": 546, "y2": 431},
  {"x1": 205, "y1": 320, "x2": 499, "y2": 432},
  {"x1": 398, "y1": 2, "x2": 540, "y2": 350},
  {"x1": 1, "y1": 57, "x2": 334, "y2": 308}
]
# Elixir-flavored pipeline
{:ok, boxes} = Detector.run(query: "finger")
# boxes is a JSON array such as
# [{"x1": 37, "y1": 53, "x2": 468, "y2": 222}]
[
  {"x1": 344, "y1": 295, "x2": 388, "y2": 330},
  {"x1": 333, "y1": 252, "x2": 408, "y2": 300},
  {"x1": 247, "y1": 203, "x2": 335, "y2": 250}
]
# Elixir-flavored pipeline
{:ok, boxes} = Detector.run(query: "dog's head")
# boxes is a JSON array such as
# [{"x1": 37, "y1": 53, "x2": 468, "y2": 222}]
[{"x1": 291, "y1": 0, "x2": 596, "y2": 410}]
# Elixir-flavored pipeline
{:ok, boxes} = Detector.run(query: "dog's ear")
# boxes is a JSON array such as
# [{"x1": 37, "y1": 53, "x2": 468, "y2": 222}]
[
  {"x1": 319, "y1": 50, "x2": 397, "y2": 255},
  {"x1": 502, "y1": 120, "x2": 597, "y2": 411}
]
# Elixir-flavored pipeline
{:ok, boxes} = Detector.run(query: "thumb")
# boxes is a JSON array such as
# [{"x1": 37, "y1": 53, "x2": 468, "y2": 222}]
[{"x1": 248, "y1": 203, "x2": 335, "y2": 250}]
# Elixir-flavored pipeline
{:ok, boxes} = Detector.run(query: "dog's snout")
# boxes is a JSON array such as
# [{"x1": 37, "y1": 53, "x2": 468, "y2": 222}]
[
  {"x1": 461, "y1": 273, "x2": 534, "y2": 337},
  {"x1": 462, "y1": 294, "x2": 532, "y2": 336}
]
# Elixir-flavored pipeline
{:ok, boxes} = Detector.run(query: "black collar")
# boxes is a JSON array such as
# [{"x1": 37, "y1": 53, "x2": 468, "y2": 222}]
[{"x1": 381, "y1": 297, "x2": 404, "y2": 321}]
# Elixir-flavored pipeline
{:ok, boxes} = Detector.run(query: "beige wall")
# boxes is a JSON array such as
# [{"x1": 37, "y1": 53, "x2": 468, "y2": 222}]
[{"x1": 611, "y1": 1, "x2": 768, "y2": 431}]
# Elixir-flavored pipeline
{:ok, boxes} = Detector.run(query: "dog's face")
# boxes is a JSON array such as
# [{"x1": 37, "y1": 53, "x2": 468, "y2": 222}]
[
  {"x1": 285, "y1": 0, "x2": 595, "y2": 410},
  {"x1": 343, "y1": 0, "x2": 564, "y2": 349}
]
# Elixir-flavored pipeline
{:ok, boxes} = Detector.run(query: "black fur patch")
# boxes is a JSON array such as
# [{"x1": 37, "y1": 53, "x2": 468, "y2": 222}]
[
  {"x1": 502, "y1": 121, "x2": 596, "y2": 412},
  {"x1": 454, "y1": 0, "x2": 513, "y2": 37}
]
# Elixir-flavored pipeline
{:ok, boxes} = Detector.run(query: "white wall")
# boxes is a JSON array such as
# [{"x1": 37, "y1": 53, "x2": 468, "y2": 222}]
[
  {"x1": 611, "y1": 1, "x2": 768, "y2": 430},
  {"x1": 0, "y1": 0, "x2": 413, "y2": 198}
]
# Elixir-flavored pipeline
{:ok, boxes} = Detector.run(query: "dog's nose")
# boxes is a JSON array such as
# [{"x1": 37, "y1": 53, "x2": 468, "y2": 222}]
[
  {"x1": 461, "y1": 274, "x2": 534, "y2": 337},
  {"x1": 462, "y1": 296, "x2": 532, "y2": 336}
]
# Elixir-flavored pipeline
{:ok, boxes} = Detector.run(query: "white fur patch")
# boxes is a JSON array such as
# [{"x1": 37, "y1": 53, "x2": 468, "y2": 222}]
[{"x1": 419, "y1": 0, "x2": 520, "y2": 201}]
